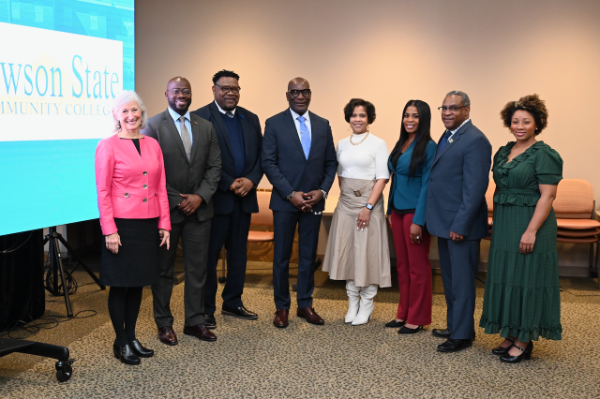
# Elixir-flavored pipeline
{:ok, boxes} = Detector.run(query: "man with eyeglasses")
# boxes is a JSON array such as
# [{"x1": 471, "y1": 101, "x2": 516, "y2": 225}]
[
  {"x1": 192, "y1": 70, "x2": 263, "y2": 329},
  {"x1": 425, "y1": 90, "x2": 492, "y2": 353},
  {"x1": 262, "y1": 77, "x2": 337, "y2": 328},
  {"x1": 142, "y1": 76, "x2": 221, "y2": 346}
]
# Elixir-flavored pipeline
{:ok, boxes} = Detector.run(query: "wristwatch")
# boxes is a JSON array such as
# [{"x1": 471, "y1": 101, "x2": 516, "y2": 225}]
[
  {"x1": 286, "y1": 191, "x2": 296, "y2": 201},
  {"x1": 365, "y1": 203, "x2": 374, "y2": 210},
  {"x1": 319, "y1": 189, "x2": 328, "y2": 199}
]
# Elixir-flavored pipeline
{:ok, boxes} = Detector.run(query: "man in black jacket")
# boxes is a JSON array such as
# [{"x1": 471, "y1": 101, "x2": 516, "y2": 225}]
[{"x1": 193, "y1": 70, "x2": 263, "y2": 328}]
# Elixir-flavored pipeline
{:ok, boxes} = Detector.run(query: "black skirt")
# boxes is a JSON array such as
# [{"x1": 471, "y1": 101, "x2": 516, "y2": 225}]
[{"x1": 100, "y1": 218, "x2": 160, "y2": 287}]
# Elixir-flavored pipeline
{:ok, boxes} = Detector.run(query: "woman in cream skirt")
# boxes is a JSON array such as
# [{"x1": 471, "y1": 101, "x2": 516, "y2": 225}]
[{"x1": 322, "y1": 98, "x2": 390, "y2": 325}]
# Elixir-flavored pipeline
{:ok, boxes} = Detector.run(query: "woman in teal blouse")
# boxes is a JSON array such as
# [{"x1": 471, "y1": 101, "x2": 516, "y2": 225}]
[{"x1": 386, "y1": 99, "x2": 437, "y2": 334}]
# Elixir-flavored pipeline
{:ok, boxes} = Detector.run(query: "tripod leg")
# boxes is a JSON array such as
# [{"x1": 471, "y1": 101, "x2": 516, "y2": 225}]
[
  {"x1": 51, "y1": 237, "x2": 74, "y2": 318},
  {"x1": 56, "y1": 235, "x2": 105, "y2": 290}
]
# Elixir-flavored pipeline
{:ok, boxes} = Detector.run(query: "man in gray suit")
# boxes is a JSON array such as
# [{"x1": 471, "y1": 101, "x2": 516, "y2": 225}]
[
  {"x1": 425, "y1": 91, "x2": 491, "y2": 353},
  {"x1": 142, "y1": 77, "x2": 221, "y2": 345}
]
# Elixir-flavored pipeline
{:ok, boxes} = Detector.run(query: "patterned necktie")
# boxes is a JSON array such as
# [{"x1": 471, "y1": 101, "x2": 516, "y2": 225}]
[
  {"x1": 179, "y1": 116, "x2": 192, "y2": 161},
  {"x1": 297, "y1": 116, "x2": 311, "y2": 160},
  {"x1": 437, "y1": 130, "x2": 452, "y2": 153},
  {"x1": 226, "y1": 111, "x2": 234, "y2": 118}
]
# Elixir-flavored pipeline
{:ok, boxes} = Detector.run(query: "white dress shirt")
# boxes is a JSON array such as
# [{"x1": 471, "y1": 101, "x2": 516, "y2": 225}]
[
  {"x1": 447, "y1": 118, "x2": 471, "y2": 141},
  {"x1": 214, "y1": 100, "x2": 236, "y2": 116},
  {"x1": 289, "y1": 108, "x2": 311, "y2": 141},
  {"x1": 167, "y1": 106, "x2": 193, "y2": 145}
]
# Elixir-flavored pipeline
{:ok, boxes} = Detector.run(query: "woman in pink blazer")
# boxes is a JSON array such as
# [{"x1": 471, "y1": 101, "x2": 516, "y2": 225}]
[{"x1": 95, "y1": 91, "x2": 171, "y2": 365}]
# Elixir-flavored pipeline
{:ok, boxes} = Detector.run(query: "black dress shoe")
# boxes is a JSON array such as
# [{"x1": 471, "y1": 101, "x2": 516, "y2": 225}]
[
  {"x1": 183, "y1": 324, "x2": 217, "y2": 342},
  {"x1": 204, "y1": 314, "x2": 217, "y2": 329},
  {"x1": 437, "y1": 338, "x2": 472, "y2": 353},
  {"x1": 432, "y1": 328, "x2": 452, "y2": 338},
  {"x1": 432, "y1": 328, "x2": 476, "y2": 339},
  {"x1": 113, "y1": 343, "x2": 141, "y2": 365},
  {"x1": 385, "y1": 320, "x2": 406, "y2": 328},
  {"x1": 129, "y1": 339, "x2": 154, "y2": 358},
  {"x1": 500, "y1": 342, "x2": 533, "y2": 363},
  {"x1": 398, "y1": 325, "x2": 423, "y2": 334},
  {"x1": 222, "y1": 305, "x2": 258, "y2": 320},
  {"x1": 492, "y1": 338, "x2": 515, "y2": 356}
]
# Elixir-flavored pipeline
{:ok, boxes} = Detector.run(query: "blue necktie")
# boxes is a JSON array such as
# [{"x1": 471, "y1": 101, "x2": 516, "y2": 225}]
[
  {"x1": 297, "y1": 116, "x2": 311, "y2": 159},
  {"x1": 437, "y1": 130, "x2": 452, "y2": 153}
]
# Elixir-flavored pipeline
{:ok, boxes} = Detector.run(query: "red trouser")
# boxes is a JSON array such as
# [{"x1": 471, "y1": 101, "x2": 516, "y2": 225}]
[{"x1": 390, "y1": 212, "x2": 432, "y2": 325}]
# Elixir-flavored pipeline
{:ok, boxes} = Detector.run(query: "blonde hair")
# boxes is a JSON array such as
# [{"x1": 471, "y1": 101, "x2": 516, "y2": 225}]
[{"x1": 111, "y1": 90, "x2": 148, "y2": 132}]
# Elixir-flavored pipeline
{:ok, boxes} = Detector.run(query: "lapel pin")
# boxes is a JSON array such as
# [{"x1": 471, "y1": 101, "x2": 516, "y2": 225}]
[
  {"x1": 194, "y1": 121, "x2": 198, "y2": 125},
  {"x1": 449, "y1": 138, "x2": 453, "y2": 143}
]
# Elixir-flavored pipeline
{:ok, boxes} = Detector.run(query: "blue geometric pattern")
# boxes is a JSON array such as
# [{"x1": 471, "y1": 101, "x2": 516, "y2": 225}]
[{"x1": 0, "y1": 0, "x2": 134, "y2": 90}]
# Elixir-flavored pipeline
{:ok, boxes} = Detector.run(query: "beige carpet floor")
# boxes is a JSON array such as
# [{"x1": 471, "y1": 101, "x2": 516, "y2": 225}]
[{"x1": 1, "y1": 262, "x2": 600, "y2": 399}]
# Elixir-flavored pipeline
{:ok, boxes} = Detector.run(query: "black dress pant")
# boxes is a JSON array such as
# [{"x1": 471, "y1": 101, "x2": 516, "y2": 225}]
[
  {"x1": 152, "y1": 214, "x2": 211, "y2": 328},
  {"x1": 205, "y1": 199, "x2": 252, "y2": 315}
]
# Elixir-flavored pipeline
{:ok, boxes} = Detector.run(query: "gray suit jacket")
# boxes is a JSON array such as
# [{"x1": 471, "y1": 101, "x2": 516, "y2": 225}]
[
  {"x1": 424, "y1": 120, "x2": 492, "y2": 240},
  {"x1": 142, "y1": 109, "x2": 221, "y2": 224}
]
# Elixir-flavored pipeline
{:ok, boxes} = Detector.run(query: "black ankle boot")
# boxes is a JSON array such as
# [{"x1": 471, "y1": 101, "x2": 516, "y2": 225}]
[
  {"x1": 492, "y1": 338, "x2": 515, "y2": 356},
  {"x1": 130, "y1": 339, "x2": 154, "y2": 358},
  {"x1": 499, "y1": 341, "x2": 533, "y2": 363},
  {"x1": 113, "y1": 342, "x2": 141, "y2": 365}
]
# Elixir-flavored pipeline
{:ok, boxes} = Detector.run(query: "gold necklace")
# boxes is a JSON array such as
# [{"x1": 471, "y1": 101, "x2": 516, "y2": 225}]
[{"x1": 349, "y1": 131, "x2": 370, "y2": 145}]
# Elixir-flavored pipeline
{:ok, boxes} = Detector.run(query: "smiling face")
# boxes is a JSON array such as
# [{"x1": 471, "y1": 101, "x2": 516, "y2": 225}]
[
  {"x1": 349, "y1": 105, "x2": 369, "y2": 134},
  {"x1": 114, "y1": 100, "x2": 142, "y2": 134},
  {"x1": 441, "y1": 94, "x2": 470, "y2": 131},
  {"x1": 403, "y1": 105, "x2": 419, "y2": 134},
  {"x1": 510, "y1": 110, "x2": 537, "y2": 143},
  {"x1": 286, "y1": 78, "x2": 311, "y2": 115},
  {"x1": 213, "y1": 76, "x2": 240, "y2": 111},
  {"x1": 165, "y1": 77, "x2": 192, "y2": 115}
]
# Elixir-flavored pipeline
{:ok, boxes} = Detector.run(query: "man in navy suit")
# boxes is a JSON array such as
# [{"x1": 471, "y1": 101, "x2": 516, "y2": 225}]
[
  {"x1": 193, "y1": 70, "x2": 263, "y2": 328},
  {"x1": 425, "y1": 91, "x2": 492, "y2": 353},
  {"x1": 262, "y1": 77, "x2": 337, "y2": 328}
]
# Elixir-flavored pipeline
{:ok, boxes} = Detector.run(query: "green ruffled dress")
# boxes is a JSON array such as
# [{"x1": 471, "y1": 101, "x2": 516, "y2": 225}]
[{"x1": 479, "y1": 141, "x2": 563, "y2": 341}]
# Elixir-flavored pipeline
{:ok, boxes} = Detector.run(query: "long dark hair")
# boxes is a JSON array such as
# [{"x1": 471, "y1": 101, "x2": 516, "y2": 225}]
[{"x1": 390, "y1": 100, "x2": 432, "y2": 176}]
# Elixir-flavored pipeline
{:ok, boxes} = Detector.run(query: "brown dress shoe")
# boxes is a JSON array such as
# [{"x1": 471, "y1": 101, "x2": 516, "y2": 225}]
[
  {"x1": 183, "y1": 324, "x2": 217, "y2": 342},
  {"x1": 297, "y1": 307, "x2": 325, "y2": 325},
  {"x1": 158, "y1": 326, "x2": 178, "y2": 346},
  {"x1": 273, "y1": 309, "x2": 289, "y2": 328}
]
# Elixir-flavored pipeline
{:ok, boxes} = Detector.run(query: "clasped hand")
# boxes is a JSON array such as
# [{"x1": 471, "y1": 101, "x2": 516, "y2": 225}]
[
  {"x1": 230, "y1": 177, "x2": 254, "y2": 197},
  {"x1": 290, "y1": 190, "x2": 323, "y2": 212},
  {"x1": 179, "y1": 193, "x2": 202, "y2": 216}
]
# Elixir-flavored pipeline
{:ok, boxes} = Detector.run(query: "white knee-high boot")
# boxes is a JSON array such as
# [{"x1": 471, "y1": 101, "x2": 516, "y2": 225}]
[
  {"x1": 345, "y1": 280, "x2": 360, "y2": 324},
  {"x1": 352, "y1": 284, "x2": 378, "y2": 326}
]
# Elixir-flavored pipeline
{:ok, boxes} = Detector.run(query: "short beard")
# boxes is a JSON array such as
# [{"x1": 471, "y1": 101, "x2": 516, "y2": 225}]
[{"x1": 220, "y1": 102, "x2": 236, "y2": 112}]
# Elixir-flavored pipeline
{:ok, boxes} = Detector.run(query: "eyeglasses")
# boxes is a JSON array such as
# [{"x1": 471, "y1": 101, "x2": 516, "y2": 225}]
[
  {"x1": 437, "y1": 105, "x2": 466, "y2": 112},
  {"x1": 167, "y1": 89, "x2": 191, "y2": 95},
  {"x1": 215, "y1": 83, "x2": 241, "y2": 94},
  {"x1": 288, "y1": 89, "x2": 311, "y2": 98}
]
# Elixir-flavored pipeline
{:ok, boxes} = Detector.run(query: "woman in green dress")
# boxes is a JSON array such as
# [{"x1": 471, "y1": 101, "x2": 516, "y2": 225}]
[{"x1": 479, "y1": 94, "x2": 563, "y2": 363}]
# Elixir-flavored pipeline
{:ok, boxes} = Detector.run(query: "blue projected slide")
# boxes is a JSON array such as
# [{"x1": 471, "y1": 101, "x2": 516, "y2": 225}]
[{"x1": 0, "y1": 0, "x2": 134, "y2": 236}]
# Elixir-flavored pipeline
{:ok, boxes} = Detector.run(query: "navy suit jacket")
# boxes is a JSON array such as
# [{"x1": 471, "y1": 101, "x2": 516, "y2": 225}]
[
  {"x1": 193, "y1": 103, "x2": 263, "y2": 214},
  {"x1": 424, "y1": 120, "x2": 492, "y2": 240},
  {"x1": 261, "y1": 109, "x2": 337, "y2": 213}
]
